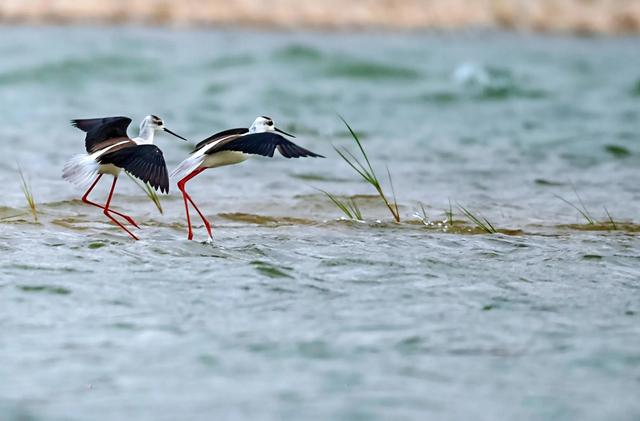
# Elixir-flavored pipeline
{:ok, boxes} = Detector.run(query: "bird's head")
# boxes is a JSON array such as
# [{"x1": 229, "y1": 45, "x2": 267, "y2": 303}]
[
  {"x1": 249, "y1": 116, "x2": 295, "y2": 137},
  {"x1": 141, "y1": 115, "x2": 187, "y2": 141}
]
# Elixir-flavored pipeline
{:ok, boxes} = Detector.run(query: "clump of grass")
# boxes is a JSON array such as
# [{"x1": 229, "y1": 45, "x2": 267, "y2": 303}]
[
  {"x1": 18, "y1": 166, "x2": 37, "y2": 222},
  {"x1": 127, "y1": 173, "x2": 163, "y2": 214},
  {"x1": 553, "y1": 186, "x2": 594, "y2": 224},
  {"x1": 318, "y1": 189, "x2": 363, "y2": 221},
  {"x1": 458, "y1": 204, "x2": 497, "y2": 234},
  {"x1": 335, "y1": 116, "x2": 400, "y2": 222}
]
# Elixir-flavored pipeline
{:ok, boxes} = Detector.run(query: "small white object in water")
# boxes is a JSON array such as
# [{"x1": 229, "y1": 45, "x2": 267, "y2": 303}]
[{"x1": 453, "y1": 62, "x2": 490, "y2": 87}]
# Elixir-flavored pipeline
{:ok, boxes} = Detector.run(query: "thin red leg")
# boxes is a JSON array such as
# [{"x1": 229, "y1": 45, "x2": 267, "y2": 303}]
[
  {"x1": 82, "y1": 174, "x2": 140, "y2": 228},
  {"x1": 180, "y1": 184, "x2": 193, "y2": 241},
  {"x1": 177, "y1": 168, "x2": 212, "y2": 240},
  {"x1": 185, "y1": 192, "x2": 212, "y2": 239},
  {"x1": 103, "y1": 177, "x2": 139, "y2": 241}
]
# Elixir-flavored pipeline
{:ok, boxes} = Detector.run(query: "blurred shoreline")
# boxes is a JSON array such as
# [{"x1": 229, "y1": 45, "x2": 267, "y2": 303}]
[{"x1": 0, "y1": 0, "x2": 639, "y2": 34}]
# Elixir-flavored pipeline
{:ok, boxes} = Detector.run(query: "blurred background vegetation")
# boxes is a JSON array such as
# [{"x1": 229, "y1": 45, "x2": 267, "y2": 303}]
[{"x1": 0, "y1": 0, "x2": 639, "y2": 34}]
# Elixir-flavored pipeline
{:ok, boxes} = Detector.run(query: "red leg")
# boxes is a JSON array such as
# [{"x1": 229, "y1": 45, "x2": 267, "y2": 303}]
[
  {"x1": 180, "y1": 186, "x2": 193, "y2": 241},
  {"x1": 82, "y1": 174, "x2": 140, "y2": 228},
  {"x1": 185, "y1": 192, "x2": 212, "y2": 239},
  {"x1": 103, "y1": 177, "x2": 139, "y2": 241},
  {"x1": 177, "y1": 168, "x2": 212, "y2": 240}
]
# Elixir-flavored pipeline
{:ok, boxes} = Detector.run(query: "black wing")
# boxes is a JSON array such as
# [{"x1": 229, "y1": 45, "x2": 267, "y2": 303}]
[
  {"x1": 71, "y1": 116, "x2": 132, "y2": 153},
  {"x1": 208, "y1": 132, "x2": 325, "y2": 158},
  {"x1": 194, "y1": 128, "x2": 249, "y2": 152},
  {"x1": 99, "y1": 145, "x2": 170, "y2": 193}
]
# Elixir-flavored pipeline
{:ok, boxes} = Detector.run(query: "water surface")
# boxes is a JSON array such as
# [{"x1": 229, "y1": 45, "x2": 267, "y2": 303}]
[{"x1": 0, "y1": 26, "x2": 639, "y2": 421}]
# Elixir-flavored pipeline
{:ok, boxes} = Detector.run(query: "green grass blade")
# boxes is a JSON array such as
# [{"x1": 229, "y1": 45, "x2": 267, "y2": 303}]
[
  {"x1": 338, "y1": 115, "x2": 376, "y2": 177},
  {"x1": 416, "y1": 202, "x2": 429, "y2": 225},
  {"x1": 458, "y1": 205, "x2": 497, "y2": 234},
  {"x1": 572, "y1": 185, "x2": 594, "y2": 223},
  {"x1": 483, "y1": 217, "x2": 497, "y2": 232},
  {"x1": 346, "y1": 198, "x2": 363, "y2": 221},
  {"x1": 420, "y1": 202, "x2": 427, "y2": 218},
  {"x1": 385, "y1": 165, "x2": 400, "y2": 222},
  {"x1": 318, "y1": 189, "x2": 355, "y2": 219},
  {"x1": 17, "y1": 165, "x2": 37, "y2": 222},
  {"x1": 127, "y1": 173, "x2": 163, "y2": 214},
  {"x1": 334, "y1": 146, "x2": 371, "y2": 182},
  {"x1": 553, "y1": 193, "x2": 594, "y2": 224},
  {"x1": 420, "y1": 202, "x2": 428, "y2": 221},
  {"x1": 335, "y1": 116, "x2": 401, "y2": 222},
  {"x1": 446, "y1": 198, "x2": 454, "y2": 225},
  {"x1": 338, "y1": 146, "x2": 379, "y2": 187},
  {"x1": 604, "y1": 206, "x2": 617, "y2": 230},
  {"x1": 344, "y1": 149, "x2": 378, "y2": 185}
]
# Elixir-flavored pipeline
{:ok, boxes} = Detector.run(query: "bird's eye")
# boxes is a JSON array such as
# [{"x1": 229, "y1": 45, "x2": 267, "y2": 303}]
[{"x1": 267, "y1": 121, "x2": 273, "y2": 126}]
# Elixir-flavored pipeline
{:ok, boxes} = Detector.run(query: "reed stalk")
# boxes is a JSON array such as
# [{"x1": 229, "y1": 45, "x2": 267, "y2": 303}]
[
  {"x1": 336, "y1": 116, "x2": 401, "y2": 222},
  {"x1": 17, "y1": 166, "x2": 37, "y2": 222}
]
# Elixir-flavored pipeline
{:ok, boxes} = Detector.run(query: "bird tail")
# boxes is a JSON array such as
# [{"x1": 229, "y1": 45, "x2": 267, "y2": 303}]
[
  {"x1": 171, "y1": 155, "x2": 205, "y2": 181},
  {"x1": 62, "y1": 154, "x2": 99, "y2": 188}
]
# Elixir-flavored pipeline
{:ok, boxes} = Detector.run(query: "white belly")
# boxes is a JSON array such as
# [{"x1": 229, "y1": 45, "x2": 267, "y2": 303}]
[
  {"x1": 99, "y1": 164, "x2": 122, "y2": 176},
  {"x1": 202, "y1": 151, "x2": 249, "y2": 169}
]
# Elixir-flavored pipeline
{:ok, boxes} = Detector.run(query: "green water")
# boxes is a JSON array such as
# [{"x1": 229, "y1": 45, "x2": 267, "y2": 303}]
[{"x1": 0, "y1": 26, "x2": 639, "y2": 421}]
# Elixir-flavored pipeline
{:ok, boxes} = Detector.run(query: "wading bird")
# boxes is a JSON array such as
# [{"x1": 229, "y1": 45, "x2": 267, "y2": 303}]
[
  {"x1": 171, "y1": 116, "x2": 324, "y2": 241},
  {"x1": 63, "y1": 115, "x2": 187, "y2": 240}
]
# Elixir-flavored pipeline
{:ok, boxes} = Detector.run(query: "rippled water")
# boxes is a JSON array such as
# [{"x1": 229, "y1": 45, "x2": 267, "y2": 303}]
[{"x1": 1, "y1": 26, "x2": 639, "y2": 421}]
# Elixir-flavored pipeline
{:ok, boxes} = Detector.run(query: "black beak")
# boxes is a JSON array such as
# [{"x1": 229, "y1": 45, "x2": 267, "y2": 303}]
[
  {"x1": 163, "y1": 127, "x2": 188, "y2": 141},
  {"x1": 275, "y1": 127, "x2": 295, "y2": 138}
]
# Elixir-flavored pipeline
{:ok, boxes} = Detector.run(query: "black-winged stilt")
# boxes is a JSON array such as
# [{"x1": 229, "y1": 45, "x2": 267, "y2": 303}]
[
  {"x1": 63, "y1": 115, "x2": 187, "y2": 240},
  {"x1": 171, "y1": 116, "x2": 324, "y2": 240}
]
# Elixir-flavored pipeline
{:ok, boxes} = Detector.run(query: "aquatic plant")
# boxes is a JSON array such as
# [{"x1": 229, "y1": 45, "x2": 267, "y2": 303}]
[
  {"x1": 335, "y1": 116, "x2": 401, "y2": 222},
  {"x1": 318, "y1": 189, "x2": 363, "y2": 221},
  {"x1": 414, "y1": 201, "x2": 429, "y2": 226},
  {"x1": 604, "y1": 207, "x2": 617, "y2": 230},
  {"x1": 17, "y1": 166, "x2": 37, "y2": 222},
  {"x1": 127, "y1": 173, "x2": 163, "y2": 214},
  {"x1": 327, "y1": 57, "x2": 419, "y2": 80},
  {"x1": 553, "y1": 187, "x2": 594, "y2": 224},
  {"x1": 445, "y1": 199, "x2": 455, "y2": 225},
  {"x1": 458, "y1": 204, "x2": 497, "y2": 234},
  {"x1": 604, "y1": 144, "x2": 631, "y2": 158}
]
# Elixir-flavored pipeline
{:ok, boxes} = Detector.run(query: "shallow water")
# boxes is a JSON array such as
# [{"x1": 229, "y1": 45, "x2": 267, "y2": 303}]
[{"x1": 0, "y1": 26, "x2": 639, "y2": 421}]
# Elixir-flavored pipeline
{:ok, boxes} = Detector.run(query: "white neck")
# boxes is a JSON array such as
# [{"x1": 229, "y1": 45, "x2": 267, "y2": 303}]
[
  {"x1": 249, "y1": 123, "x2": 272, "y2": 134},
  {"x1": 136, "y1": 123, "x2": 155, "y2": 145}
]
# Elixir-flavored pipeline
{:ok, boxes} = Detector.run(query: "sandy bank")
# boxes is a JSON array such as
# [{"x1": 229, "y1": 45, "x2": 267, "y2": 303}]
[{"x1": 1, "y1": 0, "x2": 639, "y2": 34}]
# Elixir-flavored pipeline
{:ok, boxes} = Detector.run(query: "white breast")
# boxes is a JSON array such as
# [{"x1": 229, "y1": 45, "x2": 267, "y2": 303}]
[
  {"x1": 99, "y1": 164, "x2": 122, "y2": 176},
  {"x1": 202, "y1": 151, "x2": 249, "y2": 169}
]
